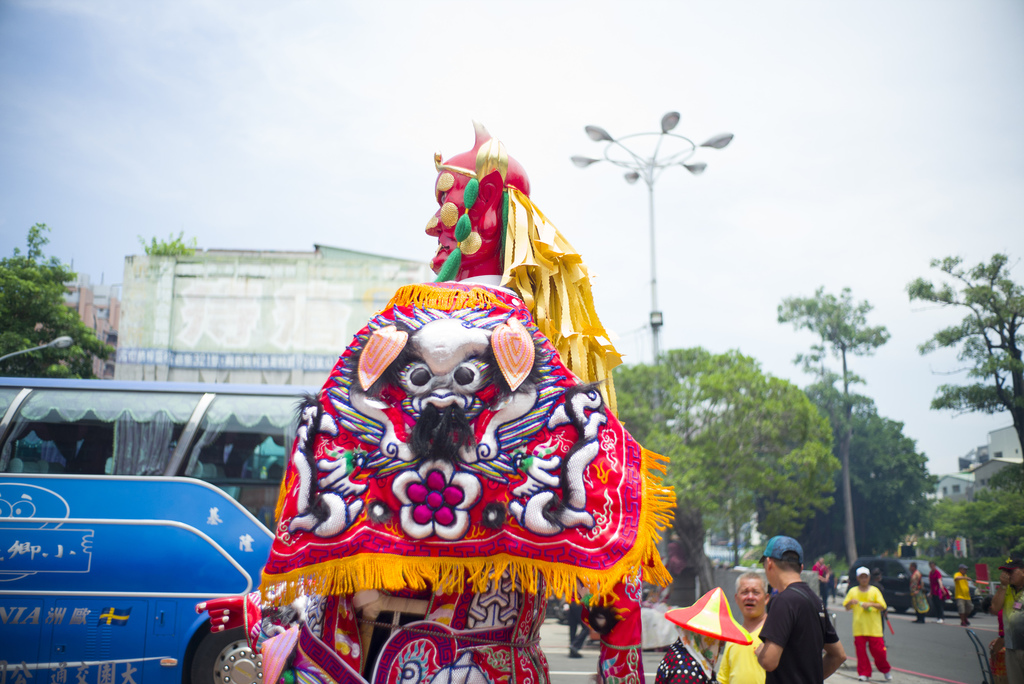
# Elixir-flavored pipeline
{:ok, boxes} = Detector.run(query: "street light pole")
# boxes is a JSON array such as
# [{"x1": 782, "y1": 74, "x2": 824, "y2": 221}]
[
  {"x1": 573, "y1": 113, "x2": 732, "y2": 362},
  {"x1": 646, "y1": 182, "x2": 662, "y2": 360},
  {"x1": 0, "y1": 336, "x2": 74, "y2": 365}
]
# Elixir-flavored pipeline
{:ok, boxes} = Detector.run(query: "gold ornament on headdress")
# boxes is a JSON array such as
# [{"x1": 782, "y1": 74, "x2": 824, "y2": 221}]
[{"x1": 475, "y1": 137, "x2": 508, "y2": 183}]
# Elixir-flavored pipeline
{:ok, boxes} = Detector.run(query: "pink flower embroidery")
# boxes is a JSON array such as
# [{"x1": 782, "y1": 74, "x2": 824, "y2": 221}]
[{"x1": 394, "y1": 461, "x2": 480, "y2": 540}]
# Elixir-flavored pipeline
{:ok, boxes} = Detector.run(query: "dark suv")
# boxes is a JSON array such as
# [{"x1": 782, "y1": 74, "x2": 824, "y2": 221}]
[{"x1": 850, "y1": 557, "x2": 981, "y2": 616}]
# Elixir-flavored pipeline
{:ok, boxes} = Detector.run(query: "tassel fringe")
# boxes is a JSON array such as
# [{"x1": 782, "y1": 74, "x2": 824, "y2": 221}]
[
  {"x1": 386, "y1": 284, "x2": 507, "y2": 313},
  {"x1": 260, "y1": 447, "x2": 675, "y2": 606}
]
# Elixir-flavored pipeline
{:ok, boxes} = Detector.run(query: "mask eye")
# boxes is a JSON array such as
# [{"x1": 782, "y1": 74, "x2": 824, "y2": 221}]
[
  {"x1": 410, "y1": 367, "x2": 432, "y2": 386},
  {"x1": 453, "y1": 365, "x2": 475, "y2": 386}
]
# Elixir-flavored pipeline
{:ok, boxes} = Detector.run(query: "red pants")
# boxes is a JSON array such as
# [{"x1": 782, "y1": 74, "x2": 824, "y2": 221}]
[{"x1": 854, "y1": 635, "x2": 891, "y2": 677}]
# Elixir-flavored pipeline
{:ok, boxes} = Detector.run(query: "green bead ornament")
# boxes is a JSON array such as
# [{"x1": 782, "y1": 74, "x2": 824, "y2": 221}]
[
  {"x1": 463, "y1": 178, "x2": 479, "y2": 210},
  {"x1": 500, "y1": 191, "x2": 510, "y2": 253},
  {"x1": 434, "y1": 248, "x2": 461, "y2": 283},
  {"x1": 455, "y1": 214, "x2": 472, "y2": 242}
]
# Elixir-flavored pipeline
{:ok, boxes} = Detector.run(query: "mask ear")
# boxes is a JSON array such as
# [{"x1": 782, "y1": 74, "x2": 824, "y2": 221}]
[
  {"x1": 358, "y1": 325, "x2": 408, "y2": 390},
  {"x1": 491, "y1": 317, "x2": 535, "y2": 391},
  {"x1": 469, "y1": 170, "x2": 504, "y2": 220}
]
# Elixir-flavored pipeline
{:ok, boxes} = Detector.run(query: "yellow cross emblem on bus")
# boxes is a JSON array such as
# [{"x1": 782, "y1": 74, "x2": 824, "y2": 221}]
[{"x1": 99, "y1": 607, "x2": 131, "y2": 625}]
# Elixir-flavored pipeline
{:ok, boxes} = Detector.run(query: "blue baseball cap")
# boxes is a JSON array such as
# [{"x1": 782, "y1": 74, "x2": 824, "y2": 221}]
[{"x1": 759, "y1": 536, "x2": 804, "y2": 565}]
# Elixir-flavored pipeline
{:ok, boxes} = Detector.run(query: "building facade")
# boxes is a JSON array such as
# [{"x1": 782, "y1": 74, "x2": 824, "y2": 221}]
[
  {"x1": 934, "y1": 472, "x2": 975, "y2": 502},
  {"x1": 64, "y1": 274, "x2": 120, "y2": 379},
  {"x1": 115, "y1": 246, "x2": 432, "y2": 385},
  {"x1": 988, "y1": 425, "x2": 1022, "y2": 462},
  {"x1": 938, "y1": 425, "x2": 1023, "y2": 501}
]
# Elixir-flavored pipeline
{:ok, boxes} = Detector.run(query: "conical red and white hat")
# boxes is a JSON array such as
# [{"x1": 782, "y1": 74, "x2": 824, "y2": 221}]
[{"x1": 664, "y1": 587, "x2": 753, "y2": 645}]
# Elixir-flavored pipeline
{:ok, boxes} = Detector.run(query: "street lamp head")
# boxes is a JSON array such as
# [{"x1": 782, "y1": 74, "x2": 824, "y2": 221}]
[
  {"x1": 683, "y1": 162, "x2": 707, "y2": 175},
  {"x1": 700, "y1": 133, "x2": 734, "y2": 149},
  {"x1": 624, "y1": 171, "x2": 640, "y2": 184},
  {"x1": 585, "y1": 125, "x2": 614, "y2": 142},
  {"x1": 660, "y1": 111, "x2": 680, "y2": 133},
  {"x1": 571, "y1": 156, "x2": 601, "y2": 168},
  {"x1": 49, "y1": 336, "x2": 73, "y2": 349}
]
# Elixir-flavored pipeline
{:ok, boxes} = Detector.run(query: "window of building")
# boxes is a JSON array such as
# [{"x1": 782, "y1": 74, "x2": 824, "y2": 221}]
[
  {"x1": 942, "y1": 486, "x2": 948, "y2": 495},
  {"x1": 952, "y1": 484, "x2": 961, "y2": 493}
]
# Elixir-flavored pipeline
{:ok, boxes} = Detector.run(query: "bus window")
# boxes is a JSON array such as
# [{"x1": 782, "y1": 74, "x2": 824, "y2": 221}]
[
  {"x1": 0, "y1": 390, "x2": 202, "y2": 475},
  {"x1": 183, "y1": 394, "x2": 299, "y2": 528},
  {"x1": 0, "y1": 387, "x2": 20, "y2": 416}
]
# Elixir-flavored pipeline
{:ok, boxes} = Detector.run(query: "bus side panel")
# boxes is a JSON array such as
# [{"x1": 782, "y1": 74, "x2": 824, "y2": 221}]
[
  {"x1": 0, "y1": 475, "x2": 271, "y2": 679},
  {"x1": 0, "y1": 597, "x2": 44, "y2": 664}
]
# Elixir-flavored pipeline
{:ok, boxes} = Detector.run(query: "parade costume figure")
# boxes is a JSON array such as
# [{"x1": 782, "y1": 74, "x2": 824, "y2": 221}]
[{"x1": 199, "y1": 124, "x2": 674, "y2": 684}]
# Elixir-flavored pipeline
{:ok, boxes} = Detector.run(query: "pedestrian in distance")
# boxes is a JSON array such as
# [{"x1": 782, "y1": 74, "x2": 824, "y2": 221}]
[
  {"x1": 991, "y1": 555, "x2": 1024, "y2": 684},
  {"x1": 717, "y1": 572, "x2": 769, "y2": 684},
  {"x1": 656, "y1": 587, "x2": 753, "y2": 684},
  {"x1": 755, "y1": 536, "x2": 847, "y2": 684},
  {"x1": 929, "y1": 560, "x2": 946, "y2": 623},
  {"x1": 909, "y1": 561, "x2": 928, "y2": 623},
  {"x1": 567, "y1": 600, "x2": 586, "y2": 658},
  {"x1": 870, "y1": 567, "x2": 892, "y2": 643},
  {"x1": 954, "y1": 563, "x2": 972, "y2": 627},
  {"x1": 812, "y1": 556, "x2": 832, "y2": 606},
  {"x1": 844, "y1": 566, "x2": 893, "y2": 681}
]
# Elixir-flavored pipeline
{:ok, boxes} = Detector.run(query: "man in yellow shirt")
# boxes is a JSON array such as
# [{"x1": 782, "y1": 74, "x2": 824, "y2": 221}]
[
  {"x1": 717, "y1": 572, "x2": 768, "y2": 684},
  {"x1": 953, "y1": 563, "x2": 972, "y2": 626},
  {"x1": 991, "y1": 556, "x2": 1024, "y2": 684},
  {"x1": 844, "y1": 566, "x2": 892, "y2": 682}
]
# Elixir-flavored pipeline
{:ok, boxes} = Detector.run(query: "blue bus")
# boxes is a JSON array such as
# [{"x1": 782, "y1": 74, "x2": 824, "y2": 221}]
[{"x1": 0, "y1": 378, "x2": 309, "y2": 683}]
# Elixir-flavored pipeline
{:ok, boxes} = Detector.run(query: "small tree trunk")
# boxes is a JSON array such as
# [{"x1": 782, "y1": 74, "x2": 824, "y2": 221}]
[
  {"x1": 672, "y1": 503, "x2": 714, "y2": 604},
  {"x1": 841, "y1": 349, "x2": 859, "y2": 564},
  {"x1": 840, "y1": 424, "x2": 857, "y2": 563},
  {"x1": 731, "y1": 516, "x2": 742, "y2": 567}
]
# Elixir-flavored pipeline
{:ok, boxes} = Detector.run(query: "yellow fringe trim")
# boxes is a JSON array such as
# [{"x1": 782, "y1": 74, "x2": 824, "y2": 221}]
[
  {"x1": 501, "y1": 188, "x2": 622, "y2": 414},
  {"x1": 386, "y1": 284, "x2": 508, "y2": 313},
  {"x1": 261, "y1": 447, "x2": 675, "y2": 606},
  {"x1": 274, "y1": 471, "x2": 295, "y2": 524}
]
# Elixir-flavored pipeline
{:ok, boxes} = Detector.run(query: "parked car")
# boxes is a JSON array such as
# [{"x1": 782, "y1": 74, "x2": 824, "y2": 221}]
[
  {"x1": 835, "y1": 573, "x2": 849, "y2": 597},
  {"x1": 850, "y1": 556, "x2": 981, "y2": 616}
]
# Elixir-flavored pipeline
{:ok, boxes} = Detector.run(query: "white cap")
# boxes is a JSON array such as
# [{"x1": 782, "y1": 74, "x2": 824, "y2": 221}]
[{"x1": 856, "y1": 566, "x2": 870, "y2": 577}]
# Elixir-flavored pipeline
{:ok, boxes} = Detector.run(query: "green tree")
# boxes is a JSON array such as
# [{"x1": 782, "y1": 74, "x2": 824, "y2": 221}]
[
  {"x1": 138, "y1": 231, "x2": 198, "y2": 256},
  {"x1": 0, "y1": 224, "x2": 113, "y2": 378},
  {"x1": 779, "y1": 287, "x2": 890, "y2": 563},
  {"x1": 800, "y1": 397, "x2": 935, "y2": 557},
  {"x1": 932, "y1": 461, "x2": 1024, "y2": 558},
  {"x1": 933, "y1": 490, "x2": 1024, "y2": 558},
  {"x1": 907, "y1": 254, "x2": 1024, "y2": 455},
  {"x1": 615, "y1": 348, "x2": 837, "y2": 598}
]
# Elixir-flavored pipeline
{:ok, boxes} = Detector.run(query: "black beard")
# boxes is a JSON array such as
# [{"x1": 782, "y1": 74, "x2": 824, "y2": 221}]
[{"x1": 409, "y1": 403, "x2": 475, "y2": 465}]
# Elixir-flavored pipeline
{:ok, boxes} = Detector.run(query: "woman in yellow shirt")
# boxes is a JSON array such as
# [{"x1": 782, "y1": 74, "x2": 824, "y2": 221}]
[{"x1": 844, "y1": 567, "x2": 893, "y2": 682}]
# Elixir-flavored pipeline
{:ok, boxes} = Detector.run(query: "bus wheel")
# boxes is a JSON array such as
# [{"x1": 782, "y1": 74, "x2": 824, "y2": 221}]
[{"x1": 191, "y1": 627, "x2": 263, "y2": 684}]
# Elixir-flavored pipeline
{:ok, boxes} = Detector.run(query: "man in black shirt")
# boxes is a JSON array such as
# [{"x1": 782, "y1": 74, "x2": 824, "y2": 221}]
[{"x1": 756, "y1": 536, "x2": 847, "y2": 683}]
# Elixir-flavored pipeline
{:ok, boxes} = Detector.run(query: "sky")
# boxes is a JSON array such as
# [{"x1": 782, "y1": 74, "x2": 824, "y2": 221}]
[{"x1": 1, "y1": 0, "x2": 1022, "y2": 475}]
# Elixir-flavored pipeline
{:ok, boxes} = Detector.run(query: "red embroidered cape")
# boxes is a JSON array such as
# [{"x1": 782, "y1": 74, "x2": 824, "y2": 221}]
[{"x1": 261, "y1": 282, "x2": 673, "y2": 605}]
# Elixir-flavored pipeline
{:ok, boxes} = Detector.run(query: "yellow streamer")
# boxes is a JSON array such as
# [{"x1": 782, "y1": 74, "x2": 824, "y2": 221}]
[{"x1": 501, "y1": 188, "x2": 622, "y2": 413}]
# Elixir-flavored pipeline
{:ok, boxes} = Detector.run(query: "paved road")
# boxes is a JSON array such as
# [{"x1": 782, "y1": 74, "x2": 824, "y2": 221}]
[{"x1": 539, "y1": 601, "x2": 994, "y2": 683}]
